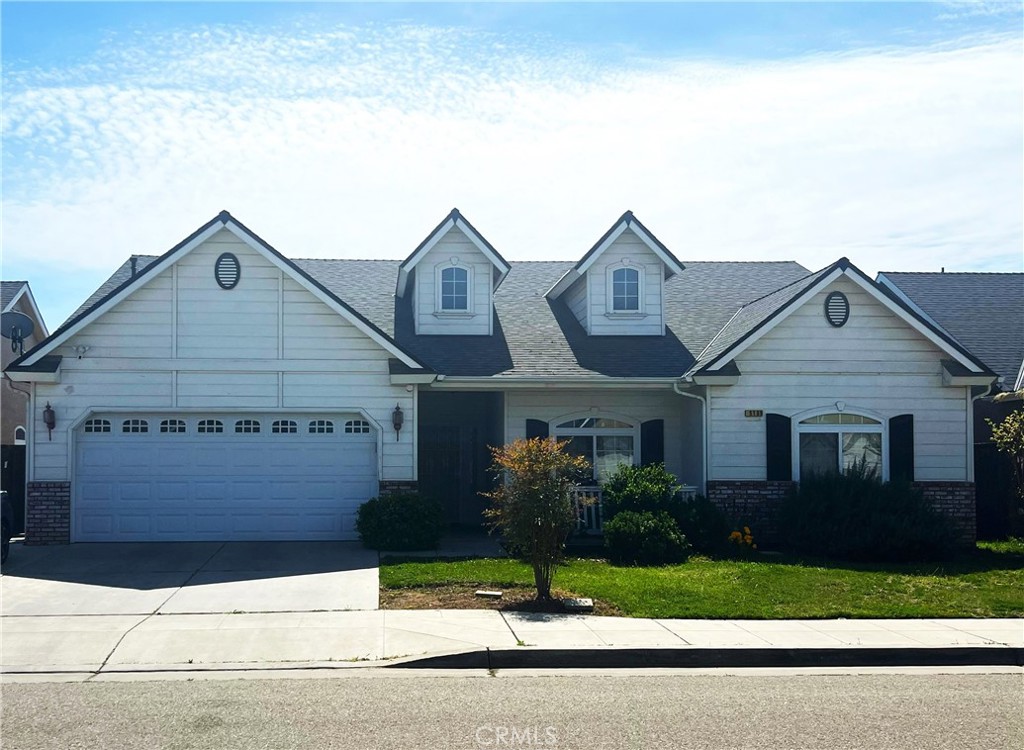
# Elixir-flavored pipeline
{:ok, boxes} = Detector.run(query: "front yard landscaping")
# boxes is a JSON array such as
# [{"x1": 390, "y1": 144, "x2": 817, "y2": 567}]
[{"x1": 380, "y1": 540, "x2": 1024, "y2": 619}]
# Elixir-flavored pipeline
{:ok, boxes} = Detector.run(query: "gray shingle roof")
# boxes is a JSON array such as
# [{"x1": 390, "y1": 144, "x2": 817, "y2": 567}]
[
  {"x1": 60, "y1": 255, "x2": 810, "y2": 379},
  {"x1": 880, "y1": 272, "x2": 1024, "y2": 387},
  {"x1": 1, "y1": 281, "x2": 27, "y2": 310}
]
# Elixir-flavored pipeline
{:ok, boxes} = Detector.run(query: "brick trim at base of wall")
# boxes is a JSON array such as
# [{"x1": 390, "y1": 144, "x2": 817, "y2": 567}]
[
  {"x1": 378, "y1": 480, "x2": 419, "y2": 495},
  {"x1": 706, "y1": 480, "x2": 794, "y2": 546},
  {"x1": 914, "y1": 481, "x2": 976, "y2": 545},
  {"x1": 25, "y1": 481, "x2": 71, "y2": 546}
]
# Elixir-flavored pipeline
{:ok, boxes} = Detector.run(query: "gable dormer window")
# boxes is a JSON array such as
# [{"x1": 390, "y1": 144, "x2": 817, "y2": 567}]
[
  {"x1": 611, "y1": 266, "x2": 640, "y2": 312},
  {"x1": 438, "y1": 264, "x2": 471, "y2": 313}
]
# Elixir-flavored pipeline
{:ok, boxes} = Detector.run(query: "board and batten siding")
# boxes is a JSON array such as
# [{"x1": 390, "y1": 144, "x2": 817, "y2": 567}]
[
  {"x1": 32, "y1": 229, "x2": 414, "y2": 482},
  {"x1": 413, "y1": 227, "x2": 493, "y2": 336},
  {"x1": 504, "y1": 388, "x2": 704, "y2": 488},
  {"x1": 707, "y1": 277, "x2": 969, "y2": 482},
  {"x1": 586, "y1": 232, "x2": 664, "y2": 336}
]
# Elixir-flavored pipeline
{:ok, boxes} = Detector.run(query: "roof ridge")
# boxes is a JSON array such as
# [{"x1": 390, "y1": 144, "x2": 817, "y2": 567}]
[
  {"x1": 736, "y1": 266, "x2": 826, "y2": 309},
  {"x1": 880, "y1": 270, "x2": 1024, "y2": 276}
]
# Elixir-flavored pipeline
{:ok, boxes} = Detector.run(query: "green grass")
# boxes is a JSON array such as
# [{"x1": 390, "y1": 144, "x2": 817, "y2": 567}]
[{"x1": 380, "y1": 544, "x2": 1024, "y2": 619}]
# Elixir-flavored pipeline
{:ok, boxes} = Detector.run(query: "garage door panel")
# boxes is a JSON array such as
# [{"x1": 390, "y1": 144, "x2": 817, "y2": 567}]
[{"x1": 75, "y1": 413, "x2": 378, "y2": 542}]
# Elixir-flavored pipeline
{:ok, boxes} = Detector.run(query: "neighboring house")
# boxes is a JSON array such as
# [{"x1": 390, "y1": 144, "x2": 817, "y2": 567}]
[
  {"x1": 877, "y1": 271, "x2": 1024, "y2": 537},
  {"x1": 5, "y1": 210, "x2": 996, "y2": 546},
  {"x1": 1, "y1": 281, "x2": 48, "y2": 535}
]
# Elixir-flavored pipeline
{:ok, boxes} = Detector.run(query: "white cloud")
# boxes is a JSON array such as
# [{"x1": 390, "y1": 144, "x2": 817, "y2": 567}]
[{"x1": 2, "y1": 21, "x2": 1021, "y2": 322}]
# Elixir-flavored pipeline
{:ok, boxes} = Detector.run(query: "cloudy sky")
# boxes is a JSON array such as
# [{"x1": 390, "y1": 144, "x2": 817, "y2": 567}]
[{"x1": 2, "y1": 2, "x2": 1021, "y2": 327}]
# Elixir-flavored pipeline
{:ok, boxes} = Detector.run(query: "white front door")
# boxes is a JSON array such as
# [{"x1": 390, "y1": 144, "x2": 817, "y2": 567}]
[{"x1": 74, "y1": 414, "x2": 377, "y2": 542}]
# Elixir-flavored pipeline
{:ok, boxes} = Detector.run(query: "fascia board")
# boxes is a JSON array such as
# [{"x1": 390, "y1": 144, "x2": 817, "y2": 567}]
[
  {"x1": 390, "y1": 373, "x2": 438, "y2": 385},
  {"x1": 18, "y1": 221, "x2": 225, "y2": 367},
  {"x1": 627, "y1": 222, "x2": 685, "y2": 276},
  {"x1": 545, "y1": 268, "x2": 582, "y2": 299},
  {"x1": 875, "y1": 273, "x2": 946, "y2": 333},
  {"x1": 396, "y1": 217, "x2": 456, "y2": 297},
  {"x1": 575, "y1": 222, "x2": 629, "y2": 275},
  {"x1": 453, "y1": 217, "x2": 511, "y2": 279},
  {"x1": 706, "y1": 267, "x2": 845, "y2": 371}
]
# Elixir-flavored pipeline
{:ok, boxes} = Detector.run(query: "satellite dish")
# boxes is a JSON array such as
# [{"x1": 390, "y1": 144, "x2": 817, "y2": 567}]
[{"x1": 0, "y1": 311, "x2": 35, "y2": 355}]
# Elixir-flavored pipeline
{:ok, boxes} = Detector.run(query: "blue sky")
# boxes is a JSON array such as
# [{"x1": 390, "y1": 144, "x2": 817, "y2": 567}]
[{"x1": 2, "y1": 2, "x2": 1022, "y2": 327}]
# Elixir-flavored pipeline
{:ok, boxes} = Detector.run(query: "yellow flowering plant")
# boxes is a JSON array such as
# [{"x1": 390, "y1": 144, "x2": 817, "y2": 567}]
[{"x1": 727, "y1": 525, "x2": 758, "y2": 557}]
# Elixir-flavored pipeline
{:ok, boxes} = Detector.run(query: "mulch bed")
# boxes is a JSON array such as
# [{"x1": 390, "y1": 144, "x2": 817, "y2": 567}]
[{"x1": 380, "y1": 585, "x2": 623, "y2": 616}]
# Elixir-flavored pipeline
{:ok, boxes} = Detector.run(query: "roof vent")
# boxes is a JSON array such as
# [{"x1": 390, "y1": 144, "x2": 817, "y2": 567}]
[
  {"x1": 824, "y1": 291, "x2": 850, "y2": 327},
  {"x1": 215, "y1": 252, "x2": 241, "y2": 290}
]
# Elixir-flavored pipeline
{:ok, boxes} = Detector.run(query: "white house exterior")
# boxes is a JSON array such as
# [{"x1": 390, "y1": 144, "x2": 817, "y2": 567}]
[{"x1": 7, "y1": 211, "x2": 996, "y2": 544}]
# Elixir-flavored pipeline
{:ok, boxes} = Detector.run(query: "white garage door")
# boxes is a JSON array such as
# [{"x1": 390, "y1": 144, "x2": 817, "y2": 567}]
[{"x1": 74, "y1": 413, "x2": 378, "y2": 542}]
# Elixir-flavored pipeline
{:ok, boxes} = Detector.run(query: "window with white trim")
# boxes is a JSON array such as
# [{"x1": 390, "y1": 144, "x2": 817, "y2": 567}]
[
  {"x1": 344, "y1": 419, "x2": 371, "y2": 434},
  {"x1": 553, "y1": 416, "x2": 636, "y2": 482},
  {"x1": 235, "y1": 419, "x2": 261, "y2": 434},
  {"x1": 160, "y1": 419, "x2": 186, "y2": 434},
  {"x1": 197, "y1": 419, "x2": 223, "y2": 434},
  {"x1": 272, "y1": 419, "x2": 297, "y2": 434},
  {"x1": 309, "y1": 419, "x2": 335, "y2": 434},
  {"x1": 610, "y1": 267, "x2": 640, "y2": 312},
  {"x1": 796, "y1": 412, "x2": 882, "y2": 482},
  {"x1": 122, "y1": 419, "x2": 149, "y2": 434},
  {"x1": 14, "y1": 426, "x2": 26, "y2": 444},
  {"x1": 439, "y1": 265, "x2": 469, "y2": 311}
]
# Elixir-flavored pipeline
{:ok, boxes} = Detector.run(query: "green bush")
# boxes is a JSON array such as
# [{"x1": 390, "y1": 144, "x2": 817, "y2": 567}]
[
  {"x1": 356, "y1": 493, "x2": 445, "y2": 551},
  {"x1": 780, "y1": 462, "x2": 958, "y2": 562},
  {"x1": 675, "y1": 494, "x2": 733, "y2": 556},
  {"x1": 601, "y1": 463, "x2": 684, "y2": 521},
  {"x1": 603, "y1": 510, "x2": 692, "y2": 566}
]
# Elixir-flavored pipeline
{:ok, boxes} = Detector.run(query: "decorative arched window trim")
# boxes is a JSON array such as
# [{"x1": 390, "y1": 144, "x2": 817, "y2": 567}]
[
  {"x1": 344, "y1": 419, "x2": 372, "y2": 434},
  {"x1": 791, "y1": 405, "x2": 888, "y2": 482},
  {"x1": 550, "y1": 411, "x2": 640, "y2": 483},
  {"x1": 13, "y1": 425, "x2": 26, "y2": 445},
  {"x1": 435, "y1": 262, "x2": 474, "y2": 315},
  {"x1": 605, "y1": 263, "x2": 645, "y2": 317}
]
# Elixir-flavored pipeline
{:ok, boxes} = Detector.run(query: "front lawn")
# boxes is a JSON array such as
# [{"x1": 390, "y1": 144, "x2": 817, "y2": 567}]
[{"x1": 380, "y1": 542, "x2": 1024, "y2": 619}]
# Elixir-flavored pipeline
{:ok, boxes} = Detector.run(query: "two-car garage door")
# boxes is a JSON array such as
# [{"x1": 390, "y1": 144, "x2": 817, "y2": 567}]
[{"x1": 74, "y1": 413, "x2": 377, "y2": 542}]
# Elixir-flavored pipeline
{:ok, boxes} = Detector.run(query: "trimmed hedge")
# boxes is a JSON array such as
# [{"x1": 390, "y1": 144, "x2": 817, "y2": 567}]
[
  {"x1": 356, "y1": 493, "x2": 444, "y2": 551},
  {"x1": 601, "y1": 463, "x2": 683, "y2": 521},
  {"x1": 603, "y1": 510, "x2": 691, "y2": 566},
  {"x1": 675, "y1": 494, "x2": 733, "y2": 556}
]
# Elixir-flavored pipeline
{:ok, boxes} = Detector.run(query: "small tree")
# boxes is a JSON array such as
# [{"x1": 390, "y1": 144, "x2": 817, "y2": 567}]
[
  {"x1": 483, "y1": 438, "x2": 590, "y2": 600},
  {"x1": 988, "y1": 407, "x2": 1024, "y2": 533}
]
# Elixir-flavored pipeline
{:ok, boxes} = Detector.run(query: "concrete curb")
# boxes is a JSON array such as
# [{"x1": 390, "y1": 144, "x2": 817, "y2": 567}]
[{"x1": 392, "y1": 646, "x2": 1024, "y2": 670}]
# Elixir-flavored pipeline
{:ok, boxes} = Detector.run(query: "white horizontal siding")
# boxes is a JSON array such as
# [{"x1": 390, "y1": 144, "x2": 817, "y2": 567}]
[
  {"x1": 708, "y1": 277, "x2": 969, "y2": 482},
  {"x1": 565, "y1": 277, "x2": 588, "y2": 330},
  {"x1": 415, "y1": 228, "x2": 492, "y2": 336},
  {"x1": 587, "y1": 232, "x2": 663, "y2": 336},
  {"x1": 504, "y1": 388, "x2": 703, "y2": 487}
]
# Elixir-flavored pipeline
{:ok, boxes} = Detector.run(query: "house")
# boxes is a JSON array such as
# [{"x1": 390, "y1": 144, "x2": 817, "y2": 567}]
[
  {"x1": 876, "y1": 271, "x2": 1024, "y2": 537},
  {"x1": 1, "y1": 281, "x2": 48, "y2": 535},
  {"x1": 5, "y1": 210, "x2": 996, "y2": 546}
]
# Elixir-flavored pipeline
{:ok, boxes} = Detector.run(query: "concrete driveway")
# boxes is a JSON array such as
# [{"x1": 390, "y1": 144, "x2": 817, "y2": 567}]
[{"x1": 0, "y1": 541, "x2": 379, "y2": 616}]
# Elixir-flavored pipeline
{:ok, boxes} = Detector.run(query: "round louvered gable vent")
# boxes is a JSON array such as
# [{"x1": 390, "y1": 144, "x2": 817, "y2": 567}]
[
  {"x1": 215, "y1": 252, "x2": 241, "y2": 289},
  {"x1": 824, "y1": 291, "x2": 850, "y2": 327}
]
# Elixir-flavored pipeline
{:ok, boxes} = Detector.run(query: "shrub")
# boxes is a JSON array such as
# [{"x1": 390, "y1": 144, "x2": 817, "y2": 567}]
[
  {"x1": 601, "y1": 463, "x2": 684, "y2": 521},
  {"x1": 603, "y1": 510, "x2": 692, "y2": 566},
  {"x1": 356, "y1": 493, "x2": 444, "y2": 551},
  {"x1": 779, "y1": 461, "x2": 957, "y2": 562},
  {"x1": 988, "y1": 407, "x2": 1024, "y2": 535},
  {"x1": 483, "y1": 438, "x2": 591, "y2": 599},
  {"x1": 675, "y1": 494, "x2": 733, "y2": 556}
]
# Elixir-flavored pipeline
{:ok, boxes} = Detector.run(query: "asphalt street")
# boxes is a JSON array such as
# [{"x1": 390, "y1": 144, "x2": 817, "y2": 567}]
[{"x1": 2, "y1": 671, "x2": 1021, "y2": 749}]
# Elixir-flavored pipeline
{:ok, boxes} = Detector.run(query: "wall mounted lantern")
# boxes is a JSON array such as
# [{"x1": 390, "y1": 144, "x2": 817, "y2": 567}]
[
  {"x1": 392, "y1": 404, "x2": 404, "y2": 441},
  {"x1": 43, "y1": 402, "x2": 56, "y2": 440}
]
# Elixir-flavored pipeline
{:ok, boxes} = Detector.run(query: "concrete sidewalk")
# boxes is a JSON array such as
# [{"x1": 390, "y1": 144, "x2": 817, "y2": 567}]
[{"x1": 2, "y1": 610, "x2": 1021, "y2": 675}]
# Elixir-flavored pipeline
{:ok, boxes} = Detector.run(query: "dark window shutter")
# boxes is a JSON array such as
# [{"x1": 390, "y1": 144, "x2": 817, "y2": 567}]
[
  {"x1": 889, "y1": 414, "x2": 914, "y2": 483},
  {"x1": 766, "y1": 413, "x2": 792, "y2": 481},
  {"x1": 641, "y1": 420, "x2": 665, "y2": 466},
  {"x1": 525, "y1": 419, "x2": 549, "y2": 440}
]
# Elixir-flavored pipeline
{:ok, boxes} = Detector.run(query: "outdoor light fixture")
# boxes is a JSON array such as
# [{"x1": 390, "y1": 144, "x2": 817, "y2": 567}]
[
  {"x1": 43, "y1": 402, "x2": 56, "y2": 440},
  {"x1": 392, "y1": 404, "x2": 404, "y2": 441}
]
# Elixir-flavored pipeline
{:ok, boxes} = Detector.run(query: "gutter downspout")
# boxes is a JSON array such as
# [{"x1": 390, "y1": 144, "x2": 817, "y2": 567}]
[
  {"x1": 674, "y1": 378, "x2": 708, "y2": 496},
  {"x1": 967, "y1": 381, "x2": 995, "y2": 483}
]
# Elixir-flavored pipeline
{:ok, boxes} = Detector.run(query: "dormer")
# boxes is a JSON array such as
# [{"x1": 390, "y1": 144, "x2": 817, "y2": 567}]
[
  {"x1": 396, "y1": 209, "x2": 510, "y2": 336},
  {"x1": 546, "y1": 211, "x2": 683, "y2": 336}
]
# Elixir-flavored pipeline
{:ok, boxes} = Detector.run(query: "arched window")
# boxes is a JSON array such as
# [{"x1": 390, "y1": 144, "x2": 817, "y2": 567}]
[
  {"x1": 13, "y1": 426, "x2": 26, "y2": 445},
  {"x1": 309, "y1": 419, "x2": 335, "y2": 434},
  {"x1": 611, "y1": 267, "x2": 640, "y2": 312},
  {"x1": 553, "y1": 416, "x2": 637, "y2": 482},
  {"x1": 122, "y1": 419, "x2": 149, "y2": 434},
  {"x1": 439, "y1": 266, "x2": 469, "y2": 311},
  {"x1": 344, "y1": 419, "x2": 371, "y2": 434},
  {"x1": 160, "y1": 419, "x2": 187, "y2": 434},
  {"x1": 272, "y1": 419, "x2": 297, "y2": 434},
  {"x1": 197, "y1": 419, "x2": 224, "y2": 434},
  {"x1": 235, "y1": 419, "x2": 261, "y2": 434},
  {"x1": 795, "y1": 411, "x2": 883, "y2": 482}
]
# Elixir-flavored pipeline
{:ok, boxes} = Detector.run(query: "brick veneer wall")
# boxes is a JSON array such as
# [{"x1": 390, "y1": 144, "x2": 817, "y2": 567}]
[
  {"x1": 25, "y1": 481, "x2": 70, "y2": 545},
  {"x1": 706, "y1": 480, "x2": 794, "y2": 546},
  {"x1": 378, "y1": 480, "x2": 419, "y2": 495},
  {"x1": 914, "y1": 481, "x2": 976, "y2": 545}
]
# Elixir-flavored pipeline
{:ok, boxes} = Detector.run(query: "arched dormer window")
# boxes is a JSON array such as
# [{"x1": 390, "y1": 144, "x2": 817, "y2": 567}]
[
  {"x1": 438, "y1": 265, "x2": 470, "y2": 312},
  {"x1": 610, "y1": 266, "x2": 641, "y2": 312}
]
